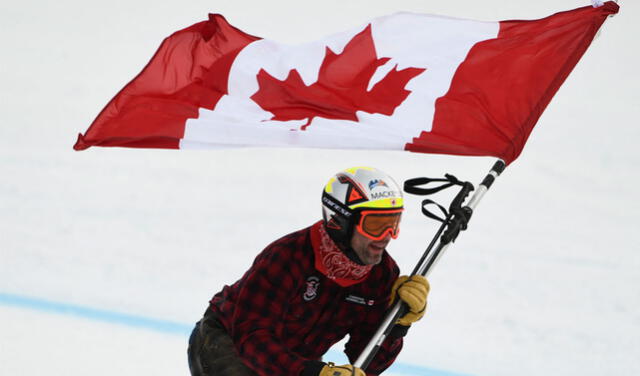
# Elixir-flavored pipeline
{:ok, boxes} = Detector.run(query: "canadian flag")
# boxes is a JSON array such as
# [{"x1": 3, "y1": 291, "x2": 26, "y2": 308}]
[{"x1": 74, "y1": 2, "x2": 619, "y2": 165}]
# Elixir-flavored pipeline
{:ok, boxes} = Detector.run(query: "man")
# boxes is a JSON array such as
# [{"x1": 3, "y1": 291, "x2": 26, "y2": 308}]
[{"x1": 188, "y1": 167, "x2": 429, "y2": 376}]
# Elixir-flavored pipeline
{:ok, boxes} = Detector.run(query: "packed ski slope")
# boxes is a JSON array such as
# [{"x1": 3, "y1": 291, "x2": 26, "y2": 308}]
[{"x1": 1, "y1": 0, "x2": 638, "y2": 375}]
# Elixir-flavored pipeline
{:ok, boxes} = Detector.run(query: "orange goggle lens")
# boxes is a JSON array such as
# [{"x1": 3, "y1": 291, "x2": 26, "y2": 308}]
[{"x1": 356, "y1": 209, "x2": 403, "y2": 241}]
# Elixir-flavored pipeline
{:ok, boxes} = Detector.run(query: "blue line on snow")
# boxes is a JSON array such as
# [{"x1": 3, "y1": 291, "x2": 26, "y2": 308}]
[
  {"x1": 0, "y1": 292, "x2": 473, "y2": 376},
  {"x1": 0, "y1": 292, "x2": 192, "y2": 335}
]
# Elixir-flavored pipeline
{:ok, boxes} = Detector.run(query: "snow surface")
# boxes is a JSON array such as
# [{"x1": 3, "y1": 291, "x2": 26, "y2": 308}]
[{"x1": 1, "y1": 0, "x2": 638, "y2": 375}]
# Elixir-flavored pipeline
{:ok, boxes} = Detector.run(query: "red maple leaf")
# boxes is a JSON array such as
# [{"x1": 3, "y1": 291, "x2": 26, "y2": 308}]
[{"x1": 250, "y1": 24, "x2": 426, "y2": 130}]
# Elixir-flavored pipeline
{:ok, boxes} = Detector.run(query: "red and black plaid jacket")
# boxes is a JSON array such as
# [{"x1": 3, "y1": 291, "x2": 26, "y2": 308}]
[{"x1": 208, "y1": 223, "x2": 404, "y2": 375}]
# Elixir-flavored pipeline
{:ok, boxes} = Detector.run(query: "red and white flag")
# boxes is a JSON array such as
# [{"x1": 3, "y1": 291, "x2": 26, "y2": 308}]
[{"x1": 74, "y1": 2, "x2": 618, "y2": 165}]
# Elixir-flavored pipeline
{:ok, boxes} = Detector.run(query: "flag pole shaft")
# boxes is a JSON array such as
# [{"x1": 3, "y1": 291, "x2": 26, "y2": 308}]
[{"x1": 353, "y1": 159, "x2": 506, "y2": 370}]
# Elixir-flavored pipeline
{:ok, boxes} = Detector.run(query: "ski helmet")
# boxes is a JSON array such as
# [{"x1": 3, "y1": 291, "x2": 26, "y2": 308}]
[{"x1": 322, "y1": 167, "x2": 404, "y2": 247}]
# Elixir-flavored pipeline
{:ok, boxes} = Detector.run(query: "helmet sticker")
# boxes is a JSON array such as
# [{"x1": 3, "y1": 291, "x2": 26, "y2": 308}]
[
  {"x1": 368, "y1": 179, "x2": 389, "y2": 190},
  {"x1": 370, "y1": 190, "x2": 401, "y2": 200},
  {"x1": 337, "y1": 174, "x2": 369, "y2": 206}
]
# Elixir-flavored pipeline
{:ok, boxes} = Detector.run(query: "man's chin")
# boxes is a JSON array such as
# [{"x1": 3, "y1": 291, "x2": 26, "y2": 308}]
[{"x1": 365, "y1": 249, "x2": 384, "y2": 265}]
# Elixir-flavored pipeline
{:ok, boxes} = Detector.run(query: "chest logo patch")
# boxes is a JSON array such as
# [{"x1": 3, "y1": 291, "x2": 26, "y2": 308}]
[
  {"x1": 345, "y1": 294, "x2": 375, "y2": 306},
  {"x1": 303, "y1": 276, "x2": 320, "y2": 301}
]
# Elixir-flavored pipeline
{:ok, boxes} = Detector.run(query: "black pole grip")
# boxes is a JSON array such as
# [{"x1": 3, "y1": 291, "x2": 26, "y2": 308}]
[
  {"x1": 449, "y1": 182, "x2": 474, "y2": 213},
  {"x1": 441, "y1": 182, "x2": 474, "y2": 244}
]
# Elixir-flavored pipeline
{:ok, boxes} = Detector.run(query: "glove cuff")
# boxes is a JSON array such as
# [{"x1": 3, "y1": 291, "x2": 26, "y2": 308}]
[
  {"x1": 302, "y1": 360, "x2": 327, "y2": 376},
  {"x1": 389, "y1": 324, "x2": 410, "y2": 339}
]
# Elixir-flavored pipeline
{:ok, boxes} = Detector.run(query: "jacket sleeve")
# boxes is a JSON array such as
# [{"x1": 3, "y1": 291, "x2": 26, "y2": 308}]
[
  {"x1": 343, "y1": 264, "x2": 404, "y2": 375},
  {"x1": 227, "y1": 242, "x2": 309, "y2": 376},
  {"x1": 343, "y1": 307, "x2": 404, "y2": 375}
]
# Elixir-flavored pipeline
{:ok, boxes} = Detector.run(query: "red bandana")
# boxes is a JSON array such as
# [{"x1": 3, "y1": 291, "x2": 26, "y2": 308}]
[{"x1": 310, "y1": 221, "x2": 373, "y2": 287}]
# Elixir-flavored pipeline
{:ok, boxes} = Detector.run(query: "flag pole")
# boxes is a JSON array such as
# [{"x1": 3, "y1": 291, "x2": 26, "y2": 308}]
[{"x1": 353, "y1": 159, "x2": 506, "y2": 371}]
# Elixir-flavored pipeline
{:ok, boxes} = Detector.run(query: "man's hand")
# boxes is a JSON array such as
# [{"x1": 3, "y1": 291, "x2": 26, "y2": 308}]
[
  {"x1": 391, "y1": 275, "x2": 430, "y2": 326},
  {"x1": 318, "y1": 363, "x2": 365, "y2": 376}
]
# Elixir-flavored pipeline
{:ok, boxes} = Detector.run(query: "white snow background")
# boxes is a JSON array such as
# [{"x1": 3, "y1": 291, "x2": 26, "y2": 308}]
[{"x1": 1, "y1": 0, "x2": 638, "y2": 375}]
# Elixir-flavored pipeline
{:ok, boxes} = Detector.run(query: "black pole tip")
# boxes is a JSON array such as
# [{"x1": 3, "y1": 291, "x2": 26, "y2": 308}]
[{"x1": 492, "y1": 160, "x2": 506, "y2": 175}]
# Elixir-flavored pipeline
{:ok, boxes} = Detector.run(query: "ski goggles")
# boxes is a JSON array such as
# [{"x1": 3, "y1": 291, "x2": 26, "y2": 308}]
[{"x1": 355, "y1": 208, "x2": 403, "y2": 241}]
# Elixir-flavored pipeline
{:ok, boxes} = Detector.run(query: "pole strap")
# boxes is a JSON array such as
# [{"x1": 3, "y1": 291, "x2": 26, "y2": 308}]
[
  {"x1": 404, "y1": 174, "x2": 466, "y2": 196},
  {"x1": 404, "y1": 173, "x2": 474, "y2": 243}
]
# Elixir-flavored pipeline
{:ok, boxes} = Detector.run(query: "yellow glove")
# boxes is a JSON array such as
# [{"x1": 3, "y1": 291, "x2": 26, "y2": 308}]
[
  {"x1": 318, "y1": 363, "x2": 365, "y2": 376},
  {"x1": 390, "y1": 275, "x2": 430, "y2": 326}
]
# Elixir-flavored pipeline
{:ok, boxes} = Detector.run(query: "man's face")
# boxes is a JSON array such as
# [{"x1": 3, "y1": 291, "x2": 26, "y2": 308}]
[{"x1": 350, "y1": 230, "x2": 392, "y2": 265}]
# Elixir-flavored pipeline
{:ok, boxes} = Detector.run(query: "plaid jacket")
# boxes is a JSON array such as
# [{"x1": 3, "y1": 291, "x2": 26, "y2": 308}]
[{"x1": 208, "y1": 223, "x2": 403, "y2": 376}]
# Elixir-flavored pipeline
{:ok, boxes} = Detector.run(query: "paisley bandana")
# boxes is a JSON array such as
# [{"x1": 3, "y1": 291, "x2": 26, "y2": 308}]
[{"x1": 310, "y1": 221, "x2": 373, "y2": 287}]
